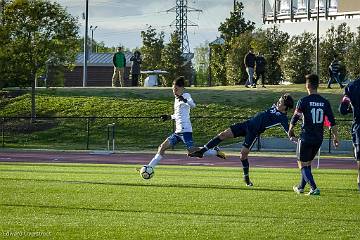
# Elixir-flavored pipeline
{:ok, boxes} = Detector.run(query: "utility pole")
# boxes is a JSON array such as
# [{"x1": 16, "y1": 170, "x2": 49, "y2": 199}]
[
  {"x1": 83, "y1": 0, "x2": 89, "y2": 87},
  {"x1": 90, "y1": 25, "x2": 97, "y2": 53},
  {"x1": 316, "y1": 0, "x2": 320, "y2": 76},
  {"x1": 167, "y1": 0, "x2": 202, "y2": 53}
]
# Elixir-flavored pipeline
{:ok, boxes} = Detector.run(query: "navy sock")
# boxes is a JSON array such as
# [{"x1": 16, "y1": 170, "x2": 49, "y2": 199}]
[
  {"x1": 201, "y1": 137, "x2": 222, "y2": 154},
  {"x1": 299, "y1": 173, "x2": 307, "y2": 189},
  {"x1": 302, "y1": 166, "x2": 317, "y2": 190},
  {"x1": 358, "y1": 182, "x2": 360, "y2": 192},
  {"x1": 241, "y1": 159, "x2": 250, "y2": 176}
]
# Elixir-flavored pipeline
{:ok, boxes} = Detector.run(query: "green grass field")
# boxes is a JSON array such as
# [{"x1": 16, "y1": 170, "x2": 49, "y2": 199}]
[{"x1": 0, "y1": 162, "x2": 358, "y2": 239}]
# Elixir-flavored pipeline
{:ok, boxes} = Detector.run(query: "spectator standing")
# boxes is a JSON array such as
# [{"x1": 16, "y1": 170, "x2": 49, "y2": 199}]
[
  {"x1": 327, "y1": 55, "x2": 344, "y2": 89},
  {"x1": 244, "y1": 48, "x2": 256, "y2": 88},
  {"x1": 112, "y1": 47, "x2": 126, "y2": 87},
  {"x1": 130, "y1": 50, "x2": 142, "y2": 87},
  {"x1": 254, "y1": 52, "x2": 267, "y2": 88}
]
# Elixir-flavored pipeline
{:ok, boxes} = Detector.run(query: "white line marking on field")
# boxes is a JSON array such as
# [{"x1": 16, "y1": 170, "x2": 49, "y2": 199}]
[
  {"x1": 255, "y1": 165, "x2": 294, "y2": 168},
  {"x1": 186, "y1": 163, "x2": 215, "y2": 166}
]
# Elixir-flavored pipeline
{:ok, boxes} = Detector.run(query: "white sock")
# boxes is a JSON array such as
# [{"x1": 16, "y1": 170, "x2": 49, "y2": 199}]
[
  {"x1": 203, "y1": 149, "x2": 217, "y2": 157},
  {"x1": 148, "y1": 154, "x2": 163, "y2": 168}
]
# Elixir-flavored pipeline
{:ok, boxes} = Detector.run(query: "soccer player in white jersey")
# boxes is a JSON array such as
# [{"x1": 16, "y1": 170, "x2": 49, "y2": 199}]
[{"x1": 142, "y1": 76, "x2": 225, "y2": 177}]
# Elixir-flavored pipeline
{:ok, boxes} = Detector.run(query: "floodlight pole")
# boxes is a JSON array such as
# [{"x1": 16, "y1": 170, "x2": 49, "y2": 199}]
[
  {"x1": 316, "y1": 0, "x2": 320, "y2": 76},
  {"x1": 83, "y1": 0, "x2": 89, "y2": 87}
]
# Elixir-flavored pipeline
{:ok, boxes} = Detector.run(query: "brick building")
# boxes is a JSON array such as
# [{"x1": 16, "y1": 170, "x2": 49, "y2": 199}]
[{"x1": 63, "y1": 52, "x2": 133, "y2": 87}]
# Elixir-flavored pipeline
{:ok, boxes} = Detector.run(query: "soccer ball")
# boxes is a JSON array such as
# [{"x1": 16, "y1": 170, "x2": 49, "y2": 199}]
[{"x1": 140, "y1": 165, "x2": 154, "y2": 179}]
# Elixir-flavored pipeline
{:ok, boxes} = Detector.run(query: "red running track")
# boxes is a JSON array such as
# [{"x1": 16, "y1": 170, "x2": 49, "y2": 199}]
[{"x1": 0, "y1": 151, "x2": 356, "y2": 169}]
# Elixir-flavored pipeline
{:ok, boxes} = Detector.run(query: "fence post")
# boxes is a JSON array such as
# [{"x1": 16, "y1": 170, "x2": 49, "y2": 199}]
[
  {"x1": 172, "y1": 119, "x2": 175, "y2": 150},
  {"x1": 86, "y1": 117, "x2": 90, "y2": 150},
  {"x1": 1, "y1": 117, "x2": 4, "y2": 148},
  {"x1": 328, "y1": 128, "x2": 332, "y2": 153},
  {"x1": 256, "y1": 135, "x2": 261, "y2": 151},
  {"x1": 112, "y1": 123, "x2": 115, "y2": 152},
  {"x1": 107, "y1": 124, "x2": 110, "y2": 151}
]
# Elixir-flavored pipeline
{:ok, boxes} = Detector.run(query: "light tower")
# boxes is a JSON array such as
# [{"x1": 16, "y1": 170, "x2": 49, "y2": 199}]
[{"x1": 167, "y1": 0, "x2": 202, "y2": 53}]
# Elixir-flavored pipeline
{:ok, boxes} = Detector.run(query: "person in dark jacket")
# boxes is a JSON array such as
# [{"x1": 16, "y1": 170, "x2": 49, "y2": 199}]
[
  {"x1": 327, "y1": 55, "x2": 344, "y2": 89},
  {"x1": 112, "y1": 47, "x2": 126, "y2": 87},
  {"x1": 244, "y1": 48, "x2": 256, "y2": 88},
  {"x1": 254, "y1": 52, "x2": 266, "y2": 88},
  {"x1": 339, "y1": 77, "x2": 360, "y2": 192},
  {"x1": 130, "y1": 51, "x2": 142, "y2": 87}
]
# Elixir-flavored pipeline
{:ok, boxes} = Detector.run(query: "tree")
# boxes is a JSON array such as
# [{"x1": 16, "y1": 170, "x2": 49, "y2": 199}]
[
  {"x1": 0, "y1": 0, "x2": 79, "y2": 120},
  {"x1": 161, "y1": 31, "x2": 186, "y2": 87},
  {"x1": 252, "y1": 26, "x2": 289, "y2": 85},
  {"x1": 218, "y1": 1, "x2": 255, "y2": 41},
  {"x1": 209, "y1": 44, "x2": 226, "y2": 86},
  {"x1": 225, "y1": 31, "x2": 253, "y2": 85},
  {"x1": 140, "y1": 26, "x2": 164, "y2": 71},
  {"x1": 194, "y1": 42, "x2": 209, "y2": 86},
  {"x1": 281, "y1": 32, "x2": 316, "y2": 83},
  {"x1": 344, "y1": 26, "x2": 360, "y2": 79},
  {"x1": 319, "y1": 23, "x2": 354, "y2": 82}
]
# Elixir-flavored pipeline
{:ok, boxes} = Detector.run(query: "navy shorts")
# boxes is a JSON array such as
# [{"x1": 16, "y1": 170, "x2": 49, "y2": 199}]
[
  {"x1": 351, "y1": 123, "x2": 360, "y2": 161},
  {"x1": 167, "y1": 132, "x2": 194, "y2": 150},
  {"x1": 297, "y1": 140, "x2": 322, "y2": 162},
  {"x1": 230, "y1": 122, "x2": 258, "y2": 149}
]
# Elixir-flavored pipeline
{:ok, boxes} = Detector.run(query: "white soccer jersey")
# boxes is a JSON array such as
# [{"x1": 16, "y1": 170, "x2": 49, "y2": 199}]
[{"x1": 171, "y1": 92, "x2": 196, "y2": 133}]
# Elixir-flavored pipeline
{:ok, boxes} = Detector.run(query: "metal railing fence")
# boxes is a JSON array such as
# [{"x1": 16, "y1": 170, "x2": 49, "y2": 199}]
[{"x1": 0, "y1": 116, "x2": 353, "y2": 153}]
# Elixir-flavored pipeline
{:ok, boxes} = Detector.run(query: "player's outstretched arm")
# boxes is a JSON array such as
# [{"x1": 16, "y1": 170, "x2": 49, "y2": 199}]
[
  {"x1": 287, "y1": 124, "x2": 298, "y2": 144},
  {"x1": 160, "y1": 114, "x2": 171, "y2": 121}
]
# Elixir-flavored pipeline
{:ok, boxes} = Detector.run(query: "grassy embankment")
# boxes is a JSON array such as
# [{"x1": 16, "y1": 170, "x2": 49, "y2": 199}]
[{"x1": 0, "y1": 85, "x2": 352, "y2": 150}]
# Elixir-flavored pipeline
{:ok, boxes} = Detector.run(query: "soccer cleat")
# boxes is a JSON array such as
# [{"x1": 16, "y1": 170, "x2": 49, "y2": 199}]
[
  {"x1": 306, "y1": 188, "x2": 320, "y2": 196},
  {"x1": 214, "y1": 146, "x2": 226, "y2": 160},
  {"x1": 244, "y1": 175, "x2": 253, "y2": 187},
  {"x1": 216, "y1": 150, "x2": 226, "y2": 160},
  {"x1": 188, "y1": 149, "x2": 204, "y2": 158},
  {"x1": 293, "y1": 185, "x2": 304, "y2": 194}
]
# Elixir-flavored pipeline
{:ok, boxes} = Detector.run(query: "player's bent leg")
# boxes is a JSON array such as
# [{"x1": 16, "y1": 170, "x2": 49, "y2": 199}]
[
  {"x1": 240, "y1": 147, "x2": 252, "y2": 186},
  {"x1": 188, "y1": 128, "x2": 233, "y2": 158},
  {"x1": 148, "y1": 139, "x2": 172, "y2": 168}
]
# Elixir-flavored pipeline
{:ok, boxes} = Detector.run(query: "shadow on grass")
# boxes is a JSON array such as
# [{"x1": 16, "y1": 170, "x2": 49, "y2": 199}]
[
  {"x1": 0, "y1": 177, "x2": 290, "y2": 192},
  {"x1": 0, "y1": 203, "x2": 357, "y2": 223}
]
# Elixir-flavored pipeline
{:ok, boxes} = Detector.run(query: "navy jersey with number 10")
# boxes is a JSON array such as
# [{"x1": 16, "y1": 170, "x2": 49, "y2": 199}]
[{"x1": 292, "y1": 94, "x2": 336, "y2": 144}]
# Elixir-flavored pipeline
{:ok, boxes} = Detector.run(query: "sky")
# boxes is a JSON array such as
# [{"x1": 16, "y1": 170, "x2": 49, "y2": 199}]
[{"x1": 54, "y1": 0, "x2": 360, "y2": 52}]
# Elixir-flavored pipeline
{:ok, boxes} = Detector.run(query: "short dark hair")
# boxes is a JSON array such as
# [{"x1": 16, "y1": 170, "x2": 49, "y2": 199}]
[
  {"x1": 305, "y1": 74, "x2": 319, "y2": 89},
  {"x1": 173, "y1": 76, "x2": 185, "y2": 87},
  {"x1": 282, "y1": 93, "x2": 294, "y2": 111}
]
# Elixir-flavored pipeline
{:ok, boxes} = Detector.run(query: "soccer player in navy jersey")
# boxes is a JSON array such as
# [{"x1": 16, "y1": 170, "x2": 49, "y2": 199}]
[
  {"x1": 289, "y1": 74, "x2": 339, "y2": 196},
  {"x1": 339, "y1": 77, "x2": 360, "y2": 192},
  {"x1": 188, "y1": 94, "x2": 294, "y2": 186}
]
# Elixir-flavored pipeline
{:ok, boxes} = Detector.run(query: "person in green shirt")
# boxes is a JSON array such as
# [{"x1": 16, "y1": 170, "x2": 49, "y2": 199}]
[{"x1": 112, "y1": 47, "x2": 126, "y2": 87}]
